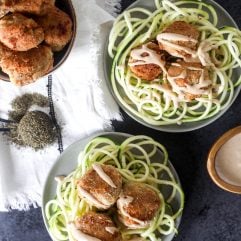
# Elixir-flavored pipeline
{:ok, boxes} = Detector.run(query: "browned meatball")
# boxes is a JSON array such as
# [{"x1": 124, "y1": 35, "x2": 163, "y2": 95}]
[
  {"x1": 117, "y1": 182, "x2": 161, "y2": 229},
  {"x1": 0, "y1": 0, "x2": 55, "y2": 15},
  {"x1": 167, "y1": 61, "x2": 210, "y2": 100},
  {"x1": 129, "y1": 42, "x2": 163, "y2": 81},
  {"x1": 0, "y1": 42, "x2": 7, "y2": 62},
  {"x1": 36, "y1": 6, "x2": 73, "y2": 51},
  {"x1": 157, "y1": 21, "x2": 200, "y2": 59},
  {"x1": 0, "y1": 44, "x2": 53, "y2": 85},
  {"x1": 124, "y1": 238, "x2": 146, "y2": 241},
  {"x1": 77, "y1": 164, "x2": 122, "y2": 210},
  {"x1": 73, "y1": 212, "x2": 121, "y2": 241},
  {"x1": 0, "y1": 9, "x2": 9, "y2": 18},
  {"x1": 0, "y1": 13, "x2": 44, "y2": 51}
]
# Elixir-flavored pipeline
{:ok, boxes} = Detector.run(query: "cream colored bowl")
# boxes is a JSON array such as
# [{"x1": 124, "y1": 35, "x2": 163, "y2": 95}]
[{"x1": 207, "y1": 126, "x2": 241, "y2": 194}]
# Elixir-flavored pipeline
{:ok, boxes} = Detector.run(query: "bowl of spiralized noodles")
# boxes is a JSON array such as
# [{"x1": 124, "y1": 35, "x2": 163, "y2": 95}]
[
  {"x1": 42, "y1": 132, "x2": 184, "y2": 241},
  {"x1": 105, "y1": 0, "x2": 241, "y2": 132}
]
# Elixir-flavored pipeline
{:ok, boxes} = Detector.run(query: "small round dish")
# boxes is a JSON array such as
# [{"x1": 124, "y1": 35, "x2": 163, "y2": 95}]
[
  {"x1": 0, "y1": 0, "x2": 77, "y2": 82},
  {"x1": 207, "y1": 126, "x2": 241, "y2": 194},
  {"x1": 42, "y1": 132, "x2": 183, "y2": 241},
  {"x1": 104, "y1": 0, "x2": 241, "y2": 132}
]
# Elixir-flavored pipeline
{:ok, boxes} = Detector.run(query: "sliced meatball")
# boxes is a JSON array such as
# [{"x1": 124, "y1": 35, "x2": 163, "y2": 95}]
[
  {"x1": 117, "y1": 182, "x2": 161, "y2": 229},
  {"x1": 36, "y1": 6, "x2": 73, "y2": 51},
  {"x1": 157, "y1": 21, "x2": 200, "y2": 59},
  {"x1": 0, "y1": 0, "x2": 55, "y2": 15},
  {"x1": 0, "y1": 13, "x2": 44, "y2": 51},
  {"x1": 73, "y1": 212, "x2": 121, "y2": 241},
  {"x1": 167, "y1": 61, "x2": 211, "y2": 100},
  {"x1": 0, "y1": 45, "x2": 53, "y2": 85},
  {"x1": 128, "y1": 42, "x2": 164, "y2": 81},
  {"x1": 77, "y1": 164, "x2": 122, "y2": 210}
]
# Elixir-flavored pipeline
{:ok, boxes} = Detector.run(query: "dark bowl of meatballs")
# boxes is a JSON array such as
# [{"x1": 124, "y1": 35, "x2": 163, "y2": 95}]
[{"x1": 0, "y1": 0, "x2": 76, "y2": 86}]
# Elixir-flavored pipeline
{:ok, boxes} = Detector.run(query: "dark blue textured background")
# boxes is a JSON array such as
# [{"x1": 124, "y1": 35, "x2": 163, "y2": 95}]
[{"x1": 1, "y1": 0, "x2": 241, "y2": 240}]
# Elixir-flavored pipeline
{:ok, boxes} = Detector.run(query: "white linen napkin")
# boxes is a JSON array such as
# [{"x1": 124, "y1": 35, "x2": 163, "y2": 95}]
[{"x1": 0, "y1": 0, "x2": 121, "y2": 211}]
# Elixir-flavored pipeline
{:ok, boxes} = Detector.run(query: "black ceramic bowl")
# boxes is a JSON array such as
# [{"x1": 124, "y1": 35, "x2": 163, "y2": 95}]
[{"x1": 0, "y1": 0, "x2": 77, "y2": 82}]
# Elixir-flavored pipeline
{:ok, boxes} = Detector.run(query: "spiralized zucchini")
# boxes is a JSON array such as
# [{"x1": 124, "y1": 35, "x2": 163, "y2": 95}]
[
  {"x1": 45, "y1": 135, "x2": 184, "y2": 241},
  {"x1": 108, "y1": 0, "x2": 241, "y2": 126}
]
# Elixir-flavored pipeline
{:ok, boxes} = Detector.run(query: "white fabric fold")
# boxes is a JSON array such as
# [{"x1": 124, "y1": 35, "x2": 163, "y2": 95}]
[{"x1": 0, "y1": 0, "x2": 121, "y2": 211}]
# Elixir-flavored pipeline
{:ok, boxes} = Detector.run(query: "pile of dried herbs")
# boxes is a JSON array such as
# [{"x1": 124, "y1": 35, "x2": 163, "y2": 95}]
[
  {"x1": 4, "y1": 93, "x2": 57, "y2": 150},
  {"x1": 18, "y1": 111, "x2": 56, "y2": 149},
  {"x1": 9, "y1": 93, "x2": 49, "y2": 122}
]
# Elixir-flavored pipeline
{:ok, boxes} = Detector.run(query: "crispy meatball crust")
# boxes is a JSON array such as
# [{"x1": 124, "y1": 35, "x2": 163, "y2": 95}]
[
  {"x1": 77, "y1": 164, "x2": 122, "y2": 209},
  {"x1": 36, "y1": 6, "x2": 73, "y2": 51},
  {"x1": 168, "y1": 61, "x2": 209, "y2": 85},
  {"x1": 130, "y1": 64, "x2": 162, "y2": 81},
  {"x1": 158, "y1": 21, "x2": 200, "y2": 58},
  {"x1": 0, "y1": 0, "x2": 55, "y2": 15},
  {"x1": 168, "y1": 61, "x2": 210, "y2": 100},
  {"x1": 129, "y1": 42, "x2": 163, "y2": 81},
  {"x1": 0, "y1": 42, "x2": 7, "y2": 62},
  {"x1": 75, "y1": 212, "x2": 121, "y2": 241},
  {"x1": 0, "y1": 13, "x2": 44, "y2": 51},
  {"x1": 0, "y1": 45, "x2": 53, "y2": 85},
  {"x1": 117, "y1": 182, "x2": 161, "y2": 228}
]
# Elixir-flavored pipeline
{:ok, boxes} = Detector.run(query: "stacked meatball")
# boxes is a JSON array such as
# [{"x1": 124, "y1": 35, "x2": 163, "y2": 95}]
[
  {"x1": 73, "y1": 163, "x2": 161, "y2": 241},
  {"x1": 0, "y1": 0, "x2": 73, "y2": 85},
  {"x1": 129, "y1": 21, "x2": 211, "y2": 101}
]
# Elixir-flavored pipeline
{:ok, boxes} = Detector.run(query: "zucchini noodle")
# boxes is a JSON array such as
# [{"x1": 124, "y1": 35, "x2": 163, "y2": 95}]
[
  {"x1": 108, "y1": 0, "x2": 241, "y2": 126},
  {"x1": 45, "y1": 135, "x2": 184, "y2": 241}
]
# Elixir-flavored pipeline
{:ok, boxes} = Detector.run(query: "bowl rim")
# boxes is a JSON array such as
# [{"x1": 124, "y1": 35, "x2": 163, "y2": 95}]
[
  {"x1": 0, "y1": 0, "x2": 77, "y2": 82},
  {"x1": 207, "y1": 126, "x2": 241, "y2": 194},
  {"x1": 104, "y1": 0, "x2": 241, "y2": 133},
  {"x1": 50, "y1": 0, "x2": 77, "y2": 76}
]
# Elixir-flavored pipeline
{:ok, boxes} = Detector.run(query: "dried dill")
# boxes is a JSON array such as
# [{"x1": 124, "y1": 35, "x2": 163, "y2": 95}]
[
  {"x1": 3, "y1": 93, "x2": 58, "y2": 150},
  {"x1": 7, "y1": 122, "x2": 25, "y2": 147},
  {"x1": 9, "y1": 93, "x2": 49, "y2": 122},
  {"x1": 17, "y1": 111, "x2": 56, "y2": 150}
]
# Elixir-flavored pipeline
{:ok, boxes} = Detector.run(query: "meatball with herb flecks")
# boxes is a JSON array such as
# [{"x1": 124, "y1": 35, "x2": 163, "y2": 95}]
[
  {"x1": 129, "y1": 42, "x2": 164, "y2": 81},
  {"x1": 0, "y1": 13, "x2": 44, "y2": 51},
  {"x1": 0, "y1": 0, "x2": 55, "y2": 15},
  {"x1": 0, "y1": 44, "x2": 53, "y2": 85},
  {"x1": 157, "y1": 21, "x2": 200, "y2": 59},
  {"x1": 35, "y1": 6, "x2": 73, "y2": 51},
  {"x1": 72, "y1": 212, "x2": 121, "y2": 241},
  {"x1": 117, "y1": 182, "x2": 161, "y2": 229},
  {"x1": 167, "y1": 61, "x2": 211, "y2": 100},
  {"x1": 77, "y1": 164, "x2": 122, "y2": 210}
]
